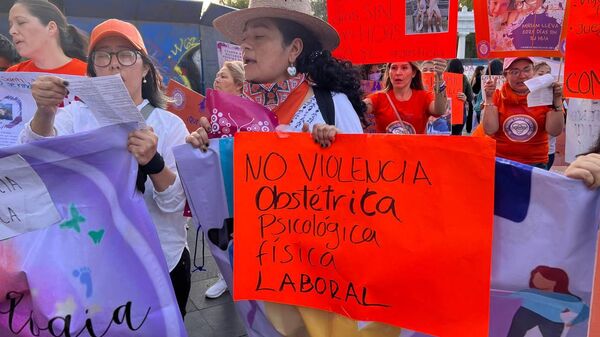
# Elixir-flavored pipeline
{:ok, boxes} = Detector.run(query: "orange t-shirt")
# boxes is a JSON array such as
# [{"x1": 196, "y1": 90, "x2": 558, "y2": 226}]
[
  {"x1": 491, "y1": 88, "x2": 551, "y2": 165},
  {"x1": 368, "y1": 89, "x2": 434, "y2": 134},
  {"x1": 6, "y1": 58, "x2": 87, "y2": 76}
]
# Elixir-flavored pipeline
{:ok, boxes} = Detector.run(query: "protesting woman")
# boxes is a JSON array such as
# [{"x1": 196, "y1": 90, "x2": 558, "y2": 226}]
[
  {"x1": 19, "y1": 19, "x2": 191, "y2": 319},
  {"x1": 482, "y1": 57, "x2": 564, "y2": 168},
  {"x1": 363, "y1": 60, "x2": 447, "y2": 134},
  {"x1": 185, "y1": 0, "x2": 402, "y2": 336},
  {"x1": 7, "y1": 0, "x2": 87, "y2": 75},
  {"x1": 187, "y1": 0, "x2": 364, "y2": 150}
]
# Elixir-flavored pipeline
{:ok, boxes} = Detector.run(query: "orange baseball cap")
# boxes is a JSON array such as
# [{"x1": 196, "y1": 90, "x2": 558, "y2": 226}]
[{"x1": 88, "y1": 19, "x2": 147, "y2": 54}]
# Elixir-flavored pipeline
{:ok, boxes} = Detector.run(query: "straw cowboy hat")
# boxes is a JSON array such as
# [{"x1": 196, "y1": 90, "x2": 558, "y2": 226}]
[{"x1": 213, "y1": 0, "x2": 340, "y2": 51}]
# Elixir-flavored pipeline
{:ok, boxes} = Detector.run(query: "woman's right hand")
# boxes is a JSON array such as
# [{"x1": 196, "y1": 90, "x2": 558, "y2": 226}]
[
  {"x1": 565, "y1": 153, "x2": 600, "y2": 189},
  {"x1": 31, "y1": 76, "x2": 69, "y2": 116},
  {"x1": 483, "y1": 77, "x2": 497, "y2": 100},
  {"x1": 185, "y1": 116, "x2": 211, "y2": 152}
]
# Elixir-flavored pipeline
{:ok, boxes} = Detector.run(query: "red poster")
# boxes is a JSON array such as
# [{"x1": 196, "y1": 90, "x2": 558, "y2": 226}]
[
  {"x1": 329, "y1": 0, "x2": 458, "y2": 63},
  {"x1": 234, "y1": 133, "x2": 496, "y2": 337},
  {"x1": 423, "y1": 72, "x2": 464, "y2": 124},
  {"x1": 166, "y1": 80, "x2": 206, "y2": 133},
  {"x1": 473, "y1": 0, "x2": 568, "y2": 58},
  {"x1": 563, "y1": 1, "x2": 600, "y2": 99}
]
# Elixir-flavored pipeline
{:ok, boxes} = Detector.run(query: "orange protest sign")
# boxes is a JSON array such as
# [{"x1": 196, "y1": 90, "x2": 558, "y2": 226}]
[
  {"x1": 233, "y1": 133, "x2": 496, "y2": 337},
  {"x1": 328, "y1": 0, "x2": 458, "y2": 63},
  {"x1": 423, "y1": 72, "x2": 464, "y2": 124},
  {"x1": 473, "y1": 0, "x2": 568, "y2": 58},
  {"x1": 564, "y1": 1, "x2": 600, "y2": 99},
  {"x1": 166, "y1": 80, "x2": 206, "y2": 133}
]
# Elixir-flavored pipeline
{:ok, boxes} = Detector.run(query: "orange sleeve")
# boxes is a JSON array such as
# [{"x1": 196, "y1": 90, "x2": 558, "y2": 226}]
[
  {"x1": 5, "y1": 62, "x2": 27, "y2": 72},
  {"x1": 367, "y1": 92, "x2": 382, "y2": 114}
]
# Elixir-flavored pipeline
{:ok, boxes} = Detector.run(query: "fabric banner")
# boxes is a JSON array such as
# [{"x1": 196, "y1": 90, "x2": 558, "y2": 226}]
[
  {"x1": 233, "y1": 133, "x2": 497, "y2": 337},
  {"x1": 563, "y1": 0, "x2": 600, "y2": 99},
  {"x1": 216, "y1": 41, "x2": 243, "y2": 68},
  {"x1": 565, "y1": 99, "x2": 600, "y2": 163},
  {"x1": 0, "y1": 124, "x2": 187, "y2": 336},
  {"x1": 489, "y1": 158, "x2": 598, "y2": 337},
  {"x1": 329, "y1": 0, "x2": 458, "y2": 63},
  {"x1": 473, "y1": 0, "x2": 568, "y2": 58}
]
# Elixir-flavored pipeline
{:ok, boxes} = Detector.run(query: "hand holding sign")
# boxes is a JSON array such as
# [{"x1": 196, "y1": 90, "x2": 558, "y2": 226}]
[{"x1": 484, "y1": 77, "x2": 498, "y2": 100}]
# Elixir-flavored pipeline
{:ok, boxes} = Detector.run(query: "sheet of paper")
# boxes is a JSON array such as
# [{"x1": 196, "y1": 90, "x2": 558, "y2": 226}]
[
  {"x1": 66, "y1": 74, "x2": 145, "y2": 127},
  {"x1": 0, "y1": 154, "x2": 62, "y2": 241},
  {"x1": 525, "y1": 74, "x2": 555, "y2": 107}
]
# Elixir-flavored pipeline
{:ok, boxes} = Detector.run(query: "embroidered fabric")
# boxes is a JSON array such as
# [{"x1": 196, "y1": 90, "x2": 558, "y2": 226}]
[{"x1": 243, "y1": 73, "x2": 307, "y2": 111}]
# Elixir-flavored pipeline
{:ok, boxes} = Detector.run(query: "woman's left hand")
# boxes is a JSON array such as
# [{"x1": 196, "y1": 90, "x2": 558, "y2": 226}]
[
  {"x1": 552, "y1": 82, "x2": 563, "y2": 107},
  {"x1": 565, "y1": 153, "x2": 600, "y2": 189},
  {"x1": 457, "y1": 92, "x2": 467, "y2": 102},
  {"x1": 302, "y1": 123, "x2": 340, "y2": 148},
  {"x1": 128, "y1": 127, "x2": 158, "y2": 165}
]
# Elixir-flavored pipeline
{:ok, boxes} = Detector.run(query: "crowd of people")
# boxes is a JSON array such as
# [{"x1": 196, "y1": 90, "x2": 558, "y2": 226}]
[{"x1": 2, "y1": 0, "x2": 600, "y2": 332}]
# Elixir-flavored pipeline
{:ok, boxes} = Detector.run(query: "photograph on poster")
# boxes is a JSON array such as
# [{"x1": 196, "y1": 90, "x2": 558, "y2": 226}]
[{"x1": 406, "y1": 0, "x2": 449, "y2": 34}]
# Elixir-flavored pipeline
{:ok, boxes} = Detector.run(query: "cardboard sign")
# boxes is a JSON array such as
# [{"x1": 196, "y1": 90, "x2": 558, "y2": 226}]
[
  {"x1": 329, "y1": 0, "x2": 458, "y2": 63},
  {"x1": 233, "y1": 133, "x2": 496, "y2": 337},
  {"x1": 565, "y1": 99, "x2": 600, "y2": 162},
  {"x1": 422, "y1": 72, "x2": 463, "y2": 124},
  {"x1": 563, "y1": 1, "x2": 600, "y2": 99},
  {"x1": 216, "y1": 41, "x2": 243, "y2": 68},
  {"x1": 166, "y1": 80, "x2": 206, "y2": 133},
  {"x1": 473, "y1": 0, "x2": 568, "y2": 58}
]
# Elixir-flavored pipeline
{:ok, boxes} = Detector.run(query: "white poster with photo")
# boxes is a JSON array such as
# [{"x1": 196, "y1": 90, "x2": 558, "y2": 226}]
[
  {"x1": 216, "y1": 41, "x2": 243, "y2": 68},
  {"x1": 0, "y1": 73, "x2": 43, "y2": 148},
  {"x1": 566, "y1": 99, "x2": 600, "y2": 163}
]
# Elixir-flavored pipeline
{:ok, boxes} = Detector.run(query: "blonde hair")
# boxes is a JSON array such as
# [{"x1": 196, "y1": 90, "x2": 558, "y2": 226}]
[{"x1": 222, "y1": 61, "x2": 245, "y2": 87}]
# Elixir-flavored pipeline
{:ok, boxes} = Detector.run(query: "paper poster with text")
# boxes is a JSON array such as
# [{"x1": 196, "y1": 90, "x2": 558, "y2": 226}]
[
  {"x1": 565, "y1": 99, "x2": 600, "y2": 163},
  {"x1": 0, "y1": 72, "x2": 79, "y2": 148},
  {"x1": 216, "y1": 41, "x2": 243, "y2": 68},
  {"x1": 563, "y1": 0, "x2": 600, "y2": 99},
  {"x1": 329, "y1": 0, "x2": 458, "y2": 63},
  {"x1": 474, "y1": 0, "x2": 568, "y2": 58},
  {"x1": 233, "y1": 133, "x2": 496, "y2": 337}
]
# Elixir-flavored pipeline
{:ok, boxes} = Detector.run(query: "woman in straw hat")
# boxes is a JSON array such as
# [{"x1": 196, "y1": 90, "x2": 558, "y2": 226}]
[
  {"x1": 187, "y1": 1, "x2": 403, "y2": 336},
  {"x1": 186, "y1": 0, "x2": 364, "y2": 150},
  {"x1": 18, "y1": 19, "x2": 191, "y2": 319}
]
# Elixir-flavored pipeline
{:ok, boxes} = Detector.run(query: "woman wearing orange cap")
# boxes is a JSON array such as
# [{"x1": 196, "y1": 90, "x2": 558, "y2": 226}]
[
  {"x1": 363, "y1": 60, "x2": 447, "y2": 134},
  {"x1": 7, "y1": 0, "x2": 87, "y2": 75},
  {"x1": 18, "y1": 19, "x2": 191, "y2": 319},
  {"x1": 482, "y1": 57, "x2": 564, "y2": 168}
]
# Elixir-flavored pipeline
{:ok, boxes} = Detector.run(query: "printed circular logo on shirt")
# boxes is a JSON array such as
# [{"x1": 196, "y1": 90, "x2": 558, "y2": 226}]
[
  {"x1": 172, "y1": 89, "x2": 185, "y2": 110},
  {"x1": 503, "y1": 114, "x2": 538, "y2": 142},
  {"x1": 386, "y1": 120, "x2": 416, "y2": 135}
]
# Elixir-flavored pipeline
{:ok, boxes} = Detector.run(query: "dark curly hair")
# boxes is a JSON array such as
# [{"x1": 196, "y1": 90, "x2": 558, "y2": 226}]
[
  {"x1": 0, "y1": 34, "x2": 20, "y2": 67},
  {"x1": 272, "y1": 18, "x2": 366, "y2": 121}
]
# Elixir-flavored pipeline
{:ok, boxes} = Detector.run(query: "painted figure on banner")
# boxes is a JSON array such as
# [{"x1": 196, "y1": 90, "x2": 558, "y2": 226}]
[
  {"x1": 487, "y1": 0, "x2": 565, "y2": 52},
  {"x1": 506, "y1": 265, "x2": 590, "y2": 337}
]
